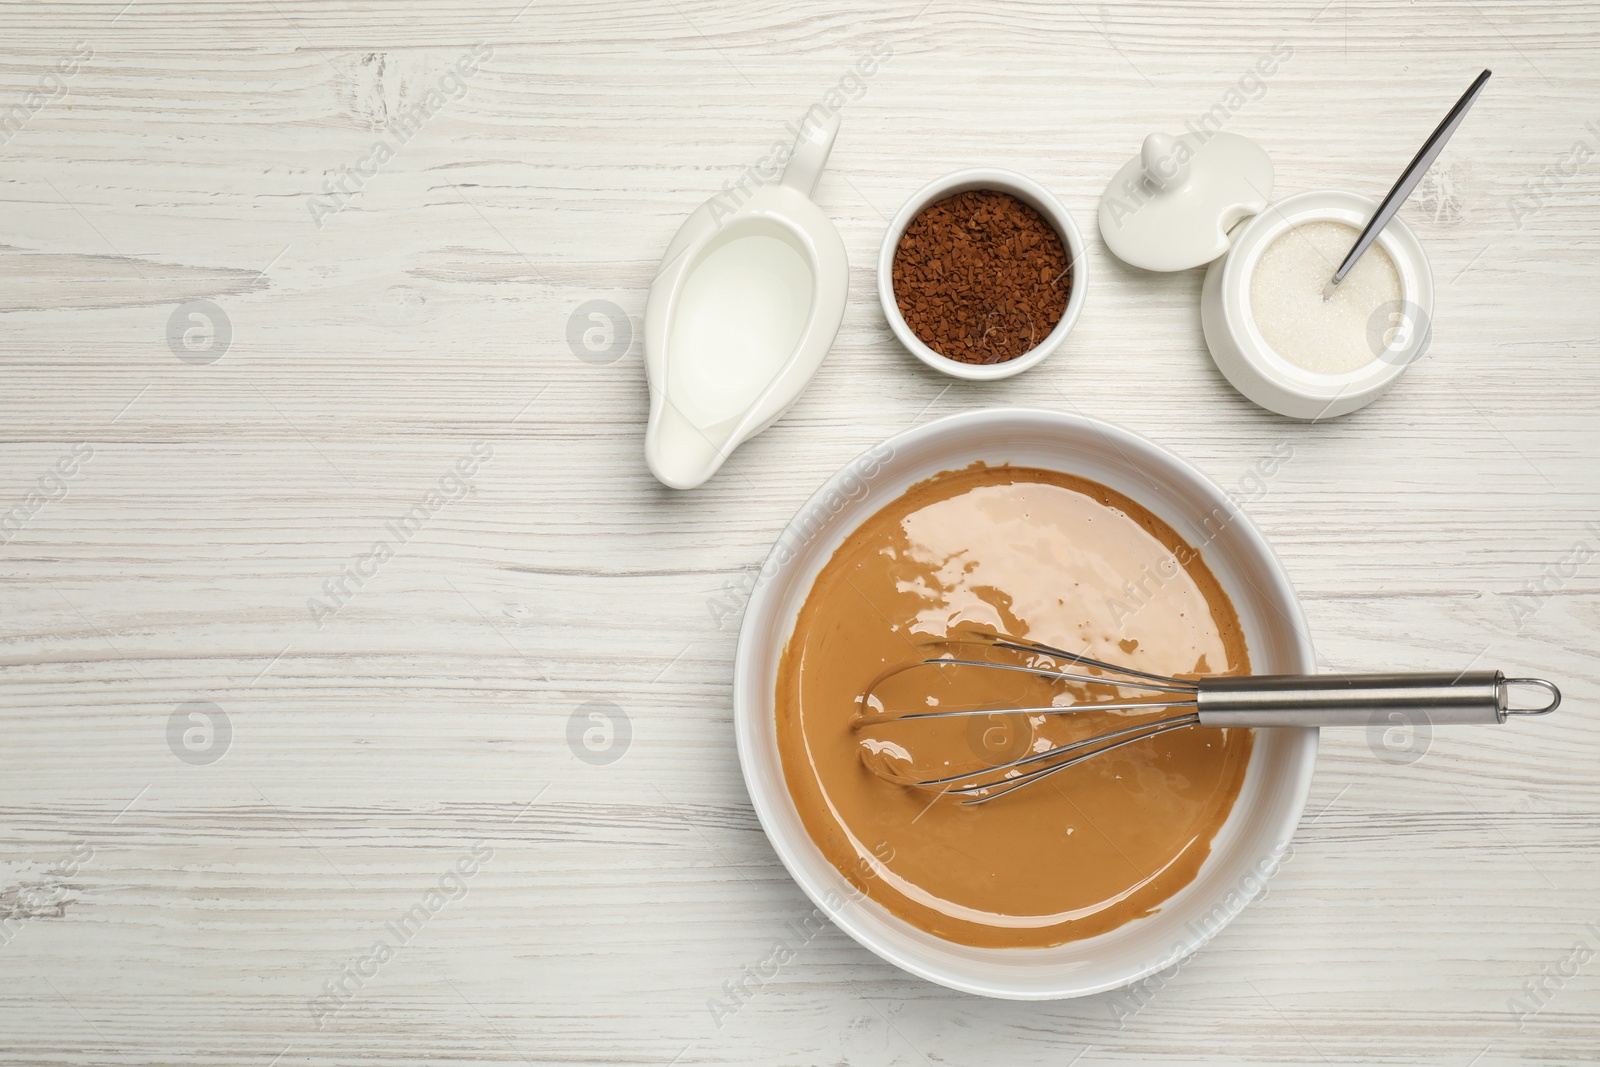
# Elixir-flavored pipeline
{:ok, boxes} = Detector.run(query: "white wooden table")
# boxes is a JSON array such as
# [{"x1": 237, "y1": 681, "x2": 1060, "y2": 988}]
[{"x1": 3, "y1": 2, "x2": 1597, "y2": 1063}]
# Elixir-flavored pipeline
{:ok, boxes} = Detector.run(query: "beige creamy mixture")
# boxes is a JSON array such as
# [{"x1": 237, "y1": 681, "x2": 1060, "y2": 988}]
[{"x1": 776, "y1": 464, "x2": 1255, "y2": 948}]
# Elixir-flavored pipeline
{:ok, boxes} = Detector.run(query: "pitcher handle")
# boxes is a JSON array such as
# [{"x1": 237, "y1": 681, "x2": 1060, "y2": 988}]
[{"x1": 780, "y1": 112, "x2": 840, "y2": 199}]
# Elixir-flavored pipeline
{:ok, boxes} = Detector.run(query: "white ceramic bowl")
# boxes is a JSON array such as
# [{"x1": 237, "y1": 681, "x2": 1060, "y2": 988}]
[
  {"x1": 733, "y1": 408, "x2": 1318, "y2": 999},
  {"x1": 877, "y1": 169, "x2": 1088, "y2": 381},
  {"x1": 1201, "y1": 190, "x2": 1435, "y2": 420}
]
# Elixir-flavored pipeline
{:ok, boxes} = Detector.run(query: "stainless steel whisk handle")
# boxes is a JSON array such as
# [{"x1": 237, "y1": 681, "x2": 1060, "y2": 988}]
[{"x1": 1195, "y1": 671, "x2": 1561, "y2": 728}]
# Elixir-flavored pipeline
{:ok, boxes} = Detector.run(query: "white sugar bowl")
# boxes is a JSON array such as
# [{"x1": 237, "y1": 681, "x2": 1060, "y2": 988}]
[{"x1": 1100, "y1": 132, "x2": 1434, "y2": 420}]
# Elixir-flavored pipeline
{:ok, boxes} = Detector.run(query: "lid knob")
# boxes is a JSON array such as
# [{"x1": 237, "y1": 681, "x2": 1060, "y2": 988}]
[{"x1": 1141, "y1": 133, "x2": 1190, "y2": 191}]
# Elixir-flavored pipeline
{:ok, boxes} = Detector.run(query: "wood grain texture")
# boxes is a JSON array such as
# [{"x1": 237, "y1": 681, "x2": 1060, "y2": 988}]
[{"x1": 1, "y1": 1, "x2": 1597, "y2": 1064}]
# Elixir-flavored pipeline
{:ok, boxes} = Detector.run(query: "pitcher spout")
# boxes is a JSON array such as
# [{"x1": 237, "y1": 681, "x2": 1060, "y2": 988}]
[{"x1": 645, "y1": 399, "x2": 733, "y2": 491}]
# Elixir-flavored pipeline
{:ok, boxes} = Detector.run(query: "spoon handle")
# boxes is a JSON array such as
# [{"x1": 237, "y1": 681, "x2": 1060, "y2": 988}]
[{"x1": 1328, "y1": 69, "x2": 1492, "y2": 292}]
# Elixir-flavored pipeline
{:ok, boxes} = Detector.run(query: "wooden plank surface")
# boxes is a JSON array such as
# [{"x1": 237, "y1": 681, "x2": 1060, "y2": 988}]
[{"x1": 1, "y1": 1, "x2": 1597, "y2": 1063}]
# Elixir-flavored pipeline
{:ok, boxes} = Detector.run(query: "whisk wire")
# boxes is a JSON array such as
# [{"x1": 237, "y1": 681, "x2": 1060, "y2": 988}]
[
  {"x1": 866, "y1": 697, "x2": 1199, "y2": 724},
  {"x1": 928, "y1": 657, "x2": 1197, "y2": 695},
  {"x1": 919, "y1": 712, "x2": 1201, "y2": 792},
  {"x1": 983, "y1": 634, "x2": 1198, "y2": 689},
  {"x1": 954, "y1": 715, "x2": 1203, "y2": 803},
  {"x1": 858, "y1": 631, "x2": 1214, "y2": 805}
]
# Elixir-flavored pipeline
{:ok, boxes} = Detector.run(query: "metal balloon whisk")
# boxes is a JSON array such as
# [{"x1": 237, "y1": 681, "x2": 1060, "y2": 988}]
[{"x1": 854, "y1": 630, "x2": 1560, "y2": 805}]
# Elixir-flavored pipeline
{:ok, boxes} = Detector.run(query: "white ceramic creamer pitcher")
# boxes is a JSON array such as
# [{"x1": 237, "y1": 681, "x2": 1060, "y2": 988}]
[{"x1": 644, "y1": 115, "x2": 849, "y2": 490}]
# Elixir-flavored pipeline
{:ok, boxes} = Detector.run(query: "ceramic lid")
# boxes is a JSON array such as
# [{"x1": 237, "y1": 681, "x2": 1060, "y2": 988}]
[{"x1": 1098, "y1": 131, "x2": 1274, "y2": 272}]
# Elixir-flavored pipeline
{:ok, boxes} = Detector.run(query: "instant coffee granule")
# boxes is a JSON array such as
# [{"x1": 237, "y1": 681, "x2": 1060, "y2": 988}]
[{"x1": 892, "y1": 189, "x2": 1071, "y2": 364}]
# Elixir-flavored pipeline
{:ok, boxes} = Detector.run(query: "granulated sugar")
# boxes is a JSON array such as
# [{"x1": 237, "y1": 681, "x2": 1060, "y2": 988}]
[{"x1": 1249, "y1": 221, "x2": 1402, "y2": 374}]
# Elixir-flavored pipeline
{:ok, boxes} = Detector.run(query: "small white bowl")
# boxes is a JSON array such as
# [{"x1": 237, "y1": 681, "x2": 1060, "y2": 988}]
[
  {"x1": 877, "y1": 169, "x2": 1088, "y2": 381},
  {"x1": 1201, "y1": 189, "x2": 1435, "y2": 420},
  {"x1": 733, "y1": 408, "x2": 1318, "y2": 1000}
]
